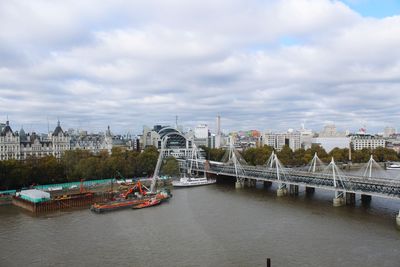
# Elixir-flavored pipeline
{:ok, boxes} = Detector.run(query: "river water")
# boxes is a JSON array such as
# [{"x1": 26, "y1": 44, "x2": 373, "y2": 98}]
[{"x1": 1, "y1": 180, "x2": 400, "y2": 267}]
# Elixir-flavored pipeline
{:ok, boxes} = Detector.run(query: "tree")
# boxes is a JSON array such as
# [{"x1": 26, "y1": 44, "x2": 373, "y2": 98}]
[
  {"x1": 161, "y1": 157, "x2": 180, "y2": 177},
  {"x1": 242, "y1": 146, "x2": 273, "y2": 166},
  {"x1": 277, "y1": 145, "x2": 294, "y2": 166},
  {"x1": 136, "y1": 146, "x2": 159, "y2": 176},
  {"x1": 373, "y1": 147, "x2": 399, "y2": 162},
  {"x1": 304, "y1": 145, "x2": 329, "y2": 163},
  {"x1": 293, "y1": 148, "x2": 307, "y2": 166},
  {"x1": 352, "y1": 148, "x2": 371, "y2": 163},
  {"x1": 329, "y1": 148, "x2": 347, "y2": 163}
]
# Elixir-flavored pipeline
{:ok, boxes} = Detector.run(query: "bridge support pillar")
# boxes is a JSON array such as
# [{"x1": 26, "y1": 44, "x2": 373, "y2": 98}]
[
  {"x1": 396, "y1": 211, "x2": 400, "y2": 230},
  {"x1": 277, "y1": 186, "x2": 287, "y2": 197},
  {"x1": 289, "y1": 185, "x2": 299, "y2": 195},
  {"x1": 333, "y1": 197, "x2": 345, "y2": 207},
  {"x1": 263, "y1": 181, "x2": 272, "y2": 188},
  {"x1": 247, "y1": 179, "x2": 256, "y2": 188},
  {"x1": 333, "y1": 190, "x2": 345, "y2": 207},
  {"x1": 345, "y1": 192, "x2": 356, "y2": 206},
  {"x1": 305, "y1": 187, "x2": 315, "y2": 195},
  {"x1": 361, "y1": 194, "x2": 372, "y2": 205},
  {"x1": 235, "y1": 181, "x2": 244, "y2": 189}
]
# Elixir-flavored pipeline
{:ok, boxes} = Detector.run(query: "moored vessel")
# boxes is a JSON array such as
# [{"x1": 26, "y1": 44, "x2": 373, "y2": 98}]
[
  {"x1": 132, "y1": 198, "x2": 161, "y2": 209},
  {"x1": 387, "y1": 162, "x2": 400, "y2": 170},
  {"x1": 172, "y1": 176, "x2": 216, "y2": 187}
]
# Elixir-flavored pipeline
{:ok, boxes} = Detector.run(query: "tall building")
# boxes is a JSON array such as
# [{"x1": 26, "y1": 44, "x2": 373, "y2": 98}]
[
  {"x1": 194, "y1": 124, "x2": 209, "y2": 139},
  {"x1": 263, "y1": 130, "x2": 301, "y2": 151},
  {"x1": 193, "y1": 124, "x2": 209, "y2": 147},
  {"x1": 215, "y1": 115, "x2": 221, "y2": 148}
]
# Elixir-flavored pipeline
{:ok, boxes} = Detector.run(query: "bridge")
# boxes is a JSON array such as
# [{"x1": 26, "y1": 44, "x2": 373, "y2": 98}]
[{"x1": 179, "y1": 142, "x2": 400, "y2": 229}]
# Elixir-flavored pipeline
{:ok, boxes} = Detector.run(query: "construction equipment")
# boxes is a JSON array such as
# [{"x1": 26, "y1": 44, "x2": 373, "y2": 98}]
[{"x1": 121, "y1": 180, "x2": 148, "y2": 199}]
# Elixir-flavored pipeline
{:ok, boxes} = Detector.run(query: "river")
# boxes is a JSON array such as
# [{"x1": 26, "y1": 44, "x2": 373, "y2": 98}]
[{"x1": 1, "y1": 181, "x2": 400, "y2": 267}]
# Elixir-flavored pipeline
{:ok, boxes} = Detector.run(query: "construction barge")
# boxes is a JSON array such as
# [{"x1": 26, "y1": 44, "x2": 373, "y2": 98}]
[
  {"x1": 90, "y1": 181, "x2": 171, "y2": 213},
  {"x1": 12, "y1": 190, "x2": 113, "y2": 213}
]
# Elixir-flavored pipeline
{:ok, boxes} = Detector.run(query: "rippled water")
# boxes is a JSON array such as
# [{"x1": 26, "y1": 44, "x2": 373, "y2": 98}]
[{"x1": 1, "y1": 182, "x2": 400, "y2": 267}]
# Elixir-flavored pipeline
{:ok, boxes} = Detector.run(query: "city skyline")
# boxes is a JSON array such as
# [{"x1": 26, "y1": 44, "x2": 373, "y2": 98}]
[
  {"x1": 0, "y1": 116, "x2": 396, "y2": 136},
  {"x1": 1, "y1": 1, "x2": 400, "y2": 133}
]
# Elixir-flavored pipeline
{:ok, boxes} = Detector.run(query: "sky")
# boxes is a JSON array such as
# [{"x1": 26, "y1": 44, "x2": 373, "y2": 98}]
[{"x1": 0, "y1": 0, "x2": 400, "y2": 135}]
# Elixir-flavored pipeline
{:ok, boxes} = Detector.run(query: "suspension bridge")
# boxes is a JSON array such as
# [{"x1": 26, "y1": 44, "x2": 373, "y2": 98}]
[{"x1": 180, "y1": 142, "x2": 400, "y2": 228}]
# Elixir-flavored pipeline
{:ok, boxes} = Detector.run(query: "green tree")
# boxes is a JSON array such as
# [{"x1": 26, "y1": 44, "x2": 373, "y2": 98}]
[
  {"x1": 293, "y1": 148, "x2": 307, "y2": 166},
  {"x1": 277, "y1": 145, "x2": 294, "y2": 166},
  {"x1": 373, "y1": 147, "x2": 399, "y2": 162},
  {"x1": 161, "y1": 157, "x2": 180, "y2": 177},
  {"x1": 304, "y1": 145, "x2": 329, "y2": 163},
  {"x1": 136, "y1": 146, "x2": 159, "y2": 176},
  {"x1": 242, "y1": 146, "x2": 273, "y2": 166},
  {"x1": 352, "y1": 148, "x2": 371, "y2": 163}
]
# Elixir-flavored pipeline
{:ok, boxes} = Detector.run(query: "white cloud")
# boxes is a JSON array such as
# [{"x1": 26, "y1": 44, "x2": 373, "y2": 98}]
[{"x1": 0, "y1": 0, "x2": 399, "y2": 134}]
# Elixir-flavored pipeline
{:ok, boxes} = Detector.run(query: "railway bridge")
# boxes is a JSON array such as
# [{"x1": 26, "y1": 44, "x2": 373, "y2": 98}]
[{"x1": 180, "y1": 144, "x2": 400, "y2": 228}]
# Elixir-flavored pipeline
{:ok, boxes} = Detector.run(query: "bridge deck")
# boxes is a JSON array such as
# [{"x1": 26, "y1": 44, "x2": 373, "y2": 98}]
[{"x1": 187, "y1": 162, "x2": 400, "y2": 200}]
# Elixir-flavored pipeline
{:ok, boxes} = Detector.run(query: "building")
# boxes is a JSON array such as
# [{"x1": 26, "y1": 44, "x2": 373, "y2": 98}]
[
  {"x1": 0, "y1": 121, "x2": 70, "y2": 160},
  {"x1": 193, "y1": 124, "x2": 209, "y2": 148},
  {"x1": 51, "y1": 121, "x2": 71, "y2": 158},
  {"x1": 194, "y1": 124, "x2": 209, "y2": 139},
  {"x1": 141, "y1": 125, "x2": 194, "y2": 159},
  {"x1": 215, "y1": 115, "x2": 221, "y2": 148},
  {"x1": 262, "y1": 130, "x2": 301, "y2": 151},
  {"x1": 0, "y1": 121, "x2": 20, "y2": 160},
  {"x1": 350, "y1": 134, "x2": 386, "y2": 150},
  {"x1": 299, "y1": 125, "x2": 314, "y2": 150},
  {"x1": 319, "y1": 124, "x2": 347, "y2": 138},
  {"x1": 383, "y1": 127, "x2": 396, "y2": 138},
  {"x1": 0, "y1": 121, "x2": 138, "y2": 161},
  {"x1": 312, "y1": 137, "x2": 350, "y2": 152}
]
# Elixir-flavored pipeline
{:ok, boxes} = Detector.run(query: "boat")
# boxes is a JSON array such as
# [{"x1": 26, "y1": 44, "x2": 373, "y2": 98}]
[
  {"x1": 172, "y1": 142, "x2": 217, "y2": 187},
  {"x1": 387, "y1": 163, "x2": 400, "y2": 170},
  {"x1": 132, "y1": 198, "x2": 161, "y2": 209},
  {"x1": 90, "y1": 198, "x2": 147, "y2": 213},
  {"x1": 172, "y1": 176, "x2": 216, "y2": 187}
]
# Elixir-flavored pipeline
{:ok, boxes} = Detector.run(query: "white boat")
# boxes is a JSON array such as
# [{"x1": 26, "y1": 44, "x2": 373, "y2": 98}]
[
  {"x1": 172, "y1": 176, "x2": 216, "y2": 187},
  {"x1": 387, "y1": 163, "x2": 400, "y2": 170}
]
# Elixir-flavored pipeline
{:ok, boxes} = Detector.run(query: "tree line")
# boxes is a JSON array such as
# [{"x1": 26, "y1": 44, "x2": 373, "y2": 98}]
[
  {"x1": 201, "y1": 145, "x2": 400, "y2": 167},
  {"x1": 1, "y1": 144, "x2": 398, "y2": 190},
  {"x1": 0, "y1": 146, "x2": 180, "y2": 190}
]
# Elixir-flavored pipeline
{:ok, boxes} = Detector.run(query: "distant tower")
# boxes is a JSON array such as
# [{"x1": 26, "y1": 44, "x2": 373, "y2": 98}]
[
  {"x1": 216, "y1": 115, "x2": 221, "y2": 148},
  {"x1": 217, "y1": 115, "x2": 221, "y2": 136},
  {"x1": 175, "y1": 115, "x2": 178, "y2": 130}
]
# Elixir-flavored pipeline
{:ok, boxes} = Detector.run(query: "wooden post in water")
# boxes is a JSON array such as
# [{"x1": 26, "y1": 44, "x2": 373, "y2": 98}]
[{"x1": 266, "y1": 258, "x2": 271, "y2": 267}]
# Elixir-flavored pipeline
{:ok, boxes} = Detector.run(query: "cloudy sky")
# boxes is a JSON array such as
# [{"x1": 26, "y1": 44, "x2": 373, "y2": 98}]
[{"x1": 0, "y1": 0, "x2": 400, "y2": 134}]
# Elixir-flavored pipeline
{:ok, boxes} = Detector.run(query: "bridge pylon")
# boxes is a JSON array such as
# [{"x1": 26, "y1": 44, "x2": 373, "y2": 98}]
[
  {"x1": 326, "y1": 157, "x2": 347, "y2": 207},
  {"x1": 266, "y1": 152, "x2": 288, "y2": 196},
  {"x1": 222, "y1": 140, "x2": 247, "y2": 189}
]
